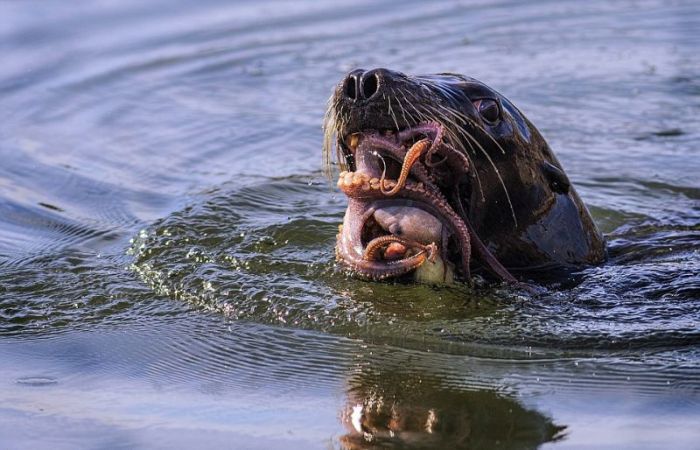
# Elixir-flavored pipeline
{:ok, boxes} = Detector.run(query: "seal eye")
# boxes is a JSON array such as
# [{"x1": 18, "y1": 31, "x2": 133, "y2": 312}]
[{"x1": 475, "y1": 99, "x2": 500, "y2": 125}]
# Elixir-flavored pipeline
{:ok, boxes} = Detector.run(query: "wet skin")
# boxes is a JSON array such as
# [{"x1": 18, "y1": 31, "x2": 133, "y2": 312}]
[{"x1": 324, "y1": 68, "x2": 606, "y2": 283}]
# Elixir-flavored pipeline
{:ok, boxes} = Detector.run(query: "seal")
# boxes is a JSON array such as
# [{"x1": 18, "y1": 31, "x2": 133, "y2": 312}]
[{"x1": 323, "y1": 68, "x2": 606, "y2": 284}]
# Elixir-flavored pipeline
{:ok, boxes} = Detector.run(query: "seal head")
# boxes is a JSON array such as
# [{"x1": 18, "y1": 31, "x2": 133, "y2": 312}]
[{"x1": 324, "y1": 68, "x2": 605, "y2": 283}]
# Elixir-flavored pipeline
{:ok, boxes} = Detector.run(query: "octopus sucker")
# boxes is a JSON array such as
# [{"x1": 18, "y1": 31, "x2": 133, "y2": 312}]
[{"x1": 363, "y1": 235, "x2": 437, "y2": 263}]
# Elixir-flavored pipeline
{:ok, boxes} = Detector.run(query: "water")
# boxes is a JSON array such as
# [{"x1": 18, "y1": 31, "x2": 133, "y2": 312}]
[{"x1": 1, "y1": 0, "x2": 699, "y2": 448}]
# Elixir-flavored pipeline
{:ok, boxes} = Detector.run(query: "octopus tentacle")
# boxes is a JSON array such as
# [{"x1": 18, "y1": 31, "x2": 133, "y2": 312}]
[
  {"x1": 336, "y1": 241, "x2": 431, "y2": 280},
  {"x1": 424, "y1": 121, "x2": 445, "y2": 167},
  {"x1": 395, "y1": 122, "x2": 469, "y2": 177},
  {"x1": 380, "y1": 138, "x2": 430, "y2": 196},
  {"x1": 334, "y1": 123, "x2": 485, "y2": 282},
  {"x1": 363, "y1": 235, "x2": 437, "y2": 262},
  {"x1": 395, "y1": 121, "x2": 445, "y2": 168},
  {"x1": 450, "y1": 189, "x2": 516, "y2": 283},
  {"x1": 338, "y1": 174, "x2": 472, "y2": 280},
  {"x1": 361, "y1": 134, "x2": 436, "y2": 187}
]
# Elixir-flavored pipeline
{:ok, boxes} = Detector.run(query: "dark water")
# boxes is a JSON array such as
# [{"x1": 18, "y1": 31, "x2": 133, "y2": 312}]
[{"x1": 1, "y1": 0, "x2": 699, "y2": 448}]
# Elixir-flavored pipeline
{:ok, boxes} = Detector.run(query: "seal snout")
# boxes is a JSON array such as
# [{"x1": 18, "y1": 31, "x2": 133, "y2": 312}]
[{"x1": 342, "y1": 68, "x2": 387, "y2": 103}]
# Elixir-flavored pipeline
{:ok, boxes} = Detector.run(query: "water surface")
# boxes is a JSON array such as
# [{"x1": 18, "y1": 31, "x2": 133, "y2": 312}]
[{"x1": 1, "y1": 0, "x2": 699, "y2": 448}]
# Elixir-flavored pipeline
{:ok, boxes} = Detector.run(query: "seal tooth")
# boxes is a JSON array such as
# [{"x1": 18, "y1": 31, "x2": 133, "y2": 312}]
[
  {"x1": 361, "y1": 182, "x2": 370, "y2": 191},
  {"x1": 349, "y1": 134, "x2": 360, "y2": 151},
  {"x1": 344, "y1": 172, "x2": 354, "y2": 186}
]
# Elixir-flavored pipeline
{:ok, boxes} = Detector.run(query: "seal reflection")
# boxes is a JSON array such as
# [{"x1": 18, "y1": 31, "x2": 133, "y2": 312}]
[{"x1": 338, "y1": 352, "x2": 565, "y2": 449}]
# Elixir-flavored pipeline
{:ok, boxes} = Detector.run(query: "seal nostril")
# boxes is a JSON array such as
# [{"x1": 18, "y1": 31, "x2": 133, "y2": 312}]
[
  {"x1": 344, "y1": 75, "x2": 358, "y2": 101},
  {"x1": 361, "y1": 73, "x2": 379, "y2": 99}
]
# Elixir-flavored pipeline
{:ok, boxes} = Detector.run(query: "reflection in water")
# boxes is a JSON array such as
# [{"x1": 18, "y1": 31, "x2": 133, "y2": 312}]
[{"x1": 339, "y1": 357, "x2": 565, "y2": 449}]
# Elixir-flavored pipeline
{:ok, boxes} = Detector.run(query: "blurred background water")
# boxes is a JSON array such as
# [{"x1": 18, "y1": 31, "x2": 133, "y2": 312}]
[{"x1": 0, "y1": 0, "x2": 699, "y2": 448}]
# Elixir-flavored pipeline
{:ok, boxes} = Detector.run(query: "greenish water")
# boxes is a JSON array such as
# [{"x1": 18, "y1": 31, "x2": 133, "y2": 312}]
[{"x1": 1, "y1": 0, "x2": 699, "y2": 448}]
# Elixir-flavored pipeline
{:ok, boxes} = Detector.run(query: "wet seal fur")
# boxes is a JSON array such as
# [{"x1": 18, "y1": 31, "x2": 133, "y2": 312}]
[{"x1": 324, "y1": 68, "x2": 606, "y2": 284}]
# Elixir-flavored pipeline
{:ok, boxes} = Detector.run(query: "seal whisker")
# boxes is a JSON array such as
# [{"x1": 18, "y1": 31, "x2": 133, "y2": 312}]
[
  {"x1": 322, "y1": 97, "x2": 337, "y2": 179},
  {"x1": 424, "y1": 102, "x2": 517, "y2": 227},
  {"x1": 392, "y1": 88, "x2": 412, "y2": 127},
  {"x1": 405, "y1": 91, "x2": 432, "y2": 124},
  {"x1": 421, "y1": 102, "x2": 467, "y2": 151},
  {"x1": 405, "y1": 98, "x2": 488, "y2": 204},
  {"x1": 398, "y1": 91, "x2": 422, "y2": 126},
  {"x1": 398, "y1": 96, "x2": 488, "y2": 204},
  {"x1": 385, "y1": 93, "x2": 401, "y2": 133},
  {"x1": 461, "y1": 127, "x2": 518, "y2": 227},
  {"x1": 459, "y1": 138, "x2": 486, "y2": 202},
  {"x1": 452, "y1": 109, "x2": 509, "y2": 156}
]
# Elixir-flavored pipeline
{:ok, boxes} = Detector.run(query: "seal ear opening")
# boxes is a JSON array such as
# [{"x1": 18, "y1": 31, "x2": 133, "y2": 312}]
[{"x1": 541, "y1": 161, "x2": 571, "y2": 194}]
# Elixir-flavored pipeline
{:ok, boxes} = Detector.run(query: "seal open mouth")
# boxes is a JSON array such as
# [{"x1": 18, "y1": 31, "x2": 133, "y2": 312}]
[{"x1": 335, "y1": 124, "x2": 473, "y2": 282}]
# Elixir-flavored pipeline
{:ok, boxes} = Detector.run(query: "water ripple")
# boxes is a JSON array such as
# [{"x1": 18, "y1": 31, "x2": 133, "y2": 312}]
[{"x1": 129, "y1": 175, "x2": 700, "y2": 358}]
